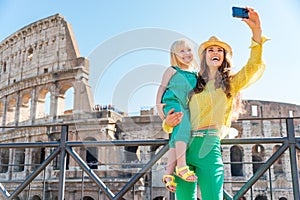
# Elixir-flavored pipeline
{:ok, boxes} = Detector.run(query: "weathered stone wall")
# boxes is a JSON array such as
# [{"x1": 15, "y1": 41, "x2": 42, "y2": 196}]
[{"x1": 0, "y1": 14, "x2": 94, "y2": 127}]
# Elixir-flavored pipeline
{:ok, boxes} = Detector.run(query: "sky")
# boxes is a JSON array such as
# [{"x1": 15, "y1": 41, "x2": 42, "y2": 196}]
[{"x1": 1, "y1": 0, "x2": 300, "y2": 115}]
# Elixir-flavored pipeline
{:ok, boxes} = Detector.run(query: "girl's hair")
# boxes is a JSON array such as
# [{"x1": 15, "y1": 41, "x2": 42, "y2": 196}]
[
  {"x1": 170, "y1": 38, "x2": 198, "y2": 70},
  {"x1": 189, "y1": 47, "x2": 245, "y2": 120}
]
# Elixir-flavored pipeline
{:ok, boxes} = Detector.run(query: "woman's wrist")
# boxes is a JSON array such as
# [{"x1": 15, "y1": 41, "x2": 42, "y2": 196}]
[{"x1": 252, "y1": 29, "x2": 262, "y2": 44}]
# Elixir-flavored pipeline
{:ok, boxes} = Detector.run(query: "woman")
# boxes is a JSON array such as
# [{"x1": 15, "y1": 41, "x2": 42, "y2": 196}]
[{"x1": 163, "y1": 7, "x2": 269, "y2": 200}]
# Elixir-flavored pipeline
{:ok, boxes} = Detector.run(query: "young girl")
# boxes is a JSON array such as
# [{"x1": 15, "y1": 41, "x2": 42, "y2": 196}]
[{"x1": 156, "y1": 38, "x2": 198, "y2": 192}]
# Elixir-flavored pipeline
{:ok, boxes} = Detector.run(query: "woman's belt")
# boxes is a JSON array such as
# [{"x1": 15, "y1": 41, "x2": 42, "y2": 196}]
[{"x1": 191, "y1": 129, "x2": 218, "y2": 137}]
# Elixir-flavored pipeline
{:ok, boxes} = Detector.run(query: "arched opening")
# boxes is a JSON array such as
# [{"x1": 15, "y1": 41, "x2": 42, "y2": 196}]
[
  {"x1": 230, "y1": 145, "x2": 244, "y2": 176},
  {"x1": 273, "y1": 145, "x2": 283, "y2": 174},
  {"x1": 153, "y1": 196, "x2": 167, "y2": 200},
  {"x1": 31, "y1": 143, "x2": 46, "y2": 170},
  {"x1": 6, "y1": 98, "x2": 16, "y2": 124},
  {"x1": 53, "y1": 139, "x2": 60, "y2": 170},
  {"x1": 36, "y1": 89, "x2": 50, "y2": 119},
  {"x1": 254, "y1": 194, "x2": 267, "y2": 200},
  {"x1": 14, "y1": 148, "x2": 25, "y2": 172},
  {"x1": 63, "y1": 87, "x2": 74, "y2": 114},
  {"x1": 279, "y1": 197, "x2": 288, "y2": 200},
  {"x1": 0, "y1": 149, "x2": 9, "y2": 173},
  {"x1": 19, "y1": 93, "x2": 31, "y2": 122},
  {"x1": 31, "y1": 195, "x2": 41, "y2": 200},
  {"x1": 124, "y1": 146, "x2": 139, "y2": 163},
  {"x1": 57, "y1": 83, "x2": 74, "y2": 115},
  {"x1": 83, "y1": 196, "x2": 95, "y2": 200},
  {"x1": 252, "y1": 144, "x2": 265, "y2": 175},
  {"x1": 84, "y1": 137, "x2": 98, "y2": 169}
]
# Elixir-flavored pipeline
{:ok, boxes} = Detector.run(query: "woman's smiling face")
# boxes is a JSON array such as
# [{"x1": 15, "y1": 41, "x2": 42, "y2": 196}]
[{"x1": 205, "y1": 45, "x2": 224, "y2": 68}]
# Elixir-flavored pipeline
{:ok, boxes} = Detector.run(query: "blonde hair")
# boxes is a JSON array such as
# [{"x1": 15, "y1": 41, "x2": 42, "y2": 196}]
[{"x1": 170, "y1": 38, "x2": 199, "y2": 70}]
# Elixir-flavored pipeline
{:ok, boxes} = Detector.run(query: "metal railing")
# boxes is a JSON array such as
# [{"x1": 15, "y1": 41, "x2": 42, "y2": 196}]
[
  {"x1": 222, "y1": 119, "x2": 299, "y2": 199},
  {"x1": 0, "y1": 117, "x2": 299, "y2": 200}
]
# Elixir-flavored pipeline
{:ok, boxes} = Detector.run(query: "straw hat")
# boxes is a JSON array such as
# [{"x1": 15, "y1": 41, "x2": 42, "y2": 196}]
[{"x1": 198, "y1": 36, "x2": 232, "y2": 57}]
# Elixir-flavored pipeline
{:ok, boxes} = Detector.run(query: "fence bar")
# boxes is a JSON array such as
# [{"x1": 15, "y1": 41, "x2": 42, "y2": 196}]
[
  {"x1": 114, "y1": 144, "x2": 169, "y2": 200},
  {"x1": 58, "y1": 125, "x2": 68, "y2": 200},
  {"x1": 287, "y1": 118, "x2": 300, "y2": 200},
  {"x1": 66, "y1": 146, "x2": 115, "y2": 200},
  {"x1": 0, "y1": 117, "x2": 299, "y2": 199},
  {"x1": 9, "y1": 147, "x2": 61, "y2": 199},
  {"x1": 234, "y1": 141, "x2": 289, "y2": 199}
]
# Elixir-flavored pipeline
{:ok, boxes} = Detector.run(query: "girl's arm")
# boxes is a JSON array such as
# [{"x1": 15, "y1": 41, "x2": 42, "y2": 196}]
[{"x1": 156, "y1": 67, "x2": 176, "y2": 120}]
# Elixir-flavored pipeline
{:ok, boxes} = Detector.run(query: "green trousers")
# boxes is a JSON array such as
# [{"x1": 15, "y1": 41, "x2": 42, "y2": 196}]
[{"x1": 175, "y1": 135, "x2": 224, "y2": 200}]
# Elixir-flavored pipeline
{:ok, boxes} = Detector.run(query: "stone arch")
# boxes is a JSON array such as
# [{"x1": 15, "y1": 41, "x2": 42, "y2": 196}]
[
  {"x1": 230, "y1": 145, "x2": 244, "y2": 176},
  {"x1": 124, "y1": 145, "x2": 139, "y2": 164},
  {"x1": 19, "y1": 92, "x2": 32, "y2": 122},
  {"x1": 254, "y1": 194, "x2": 267, "y2": 200},
  {"x1": 64, "y1": 87, "x2": 74, "y2": 114},
  {"x1": 273, "y1": 145, "x2": 283, "y2": 174},
  {"x1": 279, "y1": 197, "x2": 287, "y2": 200},
  {"x1": 36, "y1": 88, "x2": 51, "y2": 119},
  {"x1": 0, "y1": 148, "x2": 9, "y2": 173},
  {"x1": 31, "y1": 195, "x2": 41, "y2": 200},
  {"x1": 14, "y1": 148, "x2": 25, "y2": 172},
  {"x1": 53, "y1": 139, "x2": 61, "y2": 170},
  {"x1": 83, "y1": 137, "x2": 98, "y2": 169},
  {"x1": 31, "y1": 141, "x2": 46, "y2": 170},
  {"x1": 83, "y1": 196, "x2": 95, "y2": 200},
  {"x1": 6, "y1": 96, "x2": 16, "y2": 124},
  {"x1": 252, "y1": 144, "x2": 265, "y2": 175},
  {"x1": 153, "y1": 196, "x2": 167, "y2": 200},
  {"x1": 57, "y1": 82, "x2": 74, "y2": 115}
]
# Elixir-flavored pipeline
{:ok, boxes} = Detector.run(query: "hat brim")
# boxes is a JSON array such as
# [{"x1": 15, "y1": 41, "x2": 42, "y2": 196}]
[{"x1": 198, "y1": 40, "x2": 232, "y2": 57}]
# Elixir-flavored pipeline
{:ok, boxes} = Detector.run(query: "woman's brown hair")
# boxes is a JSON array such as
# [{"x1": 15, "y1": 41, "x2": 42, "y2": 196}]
[{"x1": 189, "y1": 47, "x2": 245, "y2": 120}]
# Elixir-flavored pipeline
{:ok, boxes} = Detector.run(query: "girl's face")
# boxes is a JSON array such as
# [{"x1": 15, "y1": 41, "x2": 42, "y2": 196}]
[
  {"x1": 175, "y1": 43, "x2": 193, "y2": 67},
  {"x1": 205, "y1": 45, "x2": 224, "y2": 68}
]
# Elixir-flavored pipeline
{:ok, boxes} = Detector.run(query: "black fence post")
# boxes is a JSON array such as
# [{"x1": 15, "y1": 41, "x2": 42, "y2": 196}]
[{"x1": 287, "y1": 118, "x2": 300, "y2": 200}]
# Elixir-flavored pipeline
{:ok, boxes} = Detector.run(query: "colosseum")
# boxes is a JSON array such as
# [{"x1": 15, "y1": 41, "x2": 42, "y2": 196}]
[{"x1": 0, "y1": 13, "x2": 299, "y2": 200}]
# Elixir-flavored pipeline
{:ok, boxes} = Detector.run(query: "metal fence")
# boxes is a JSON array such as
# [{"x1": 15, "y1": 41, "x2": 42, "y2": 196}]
[{"x1": 0, "y1": 117, "x2": 299, "y2": 200}]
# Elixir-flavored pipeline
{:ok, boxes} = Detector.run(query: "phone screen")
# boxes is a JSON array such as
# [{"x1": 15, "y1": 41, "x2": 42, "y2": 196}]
[{"x1": 232, "y1": 7, "x2": 249, "y2": 19}]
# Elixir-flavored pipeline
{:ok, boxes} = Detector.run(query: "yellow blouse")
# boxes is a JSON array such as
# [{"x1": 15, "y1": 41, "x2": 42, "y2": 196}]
[{"x1": 163, "y1": 36, "x2": 269, "y2": 139}]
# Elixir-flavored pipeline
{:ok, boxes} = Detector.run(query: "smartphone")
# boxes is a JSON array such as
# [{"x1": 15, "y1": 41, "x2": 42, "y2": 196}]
[{"x1": 232, "y1": 6, "x2": 249, "y2": 19}]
